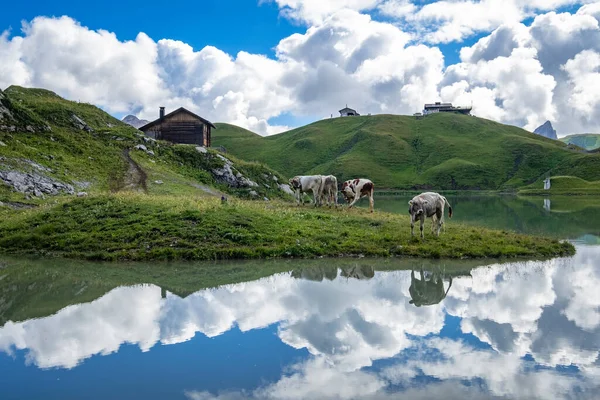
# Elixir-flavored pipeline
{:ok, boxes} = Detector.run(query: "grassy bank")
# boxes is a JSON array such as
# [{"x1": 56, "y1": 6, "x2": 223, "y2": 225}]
[{"x1": 0, "y1": 194, "x2": 574, "y2": 261}]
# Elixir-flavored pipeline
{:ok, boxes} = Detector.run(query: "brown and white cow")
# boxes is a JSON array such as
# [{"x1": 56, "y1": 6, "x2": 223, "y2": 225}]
[
  {"x1": 341, "y1": 178, "x2": 375, "y2": 212},
  {"x1": 408, "y1": 192, "x2": 453, "y2": 238},
  {"x1": 289, "y1": 175, "x2": 324, "y2": 206},
  {"x1": 320, "y1": 175, "x2": 339, "y2": 207}
]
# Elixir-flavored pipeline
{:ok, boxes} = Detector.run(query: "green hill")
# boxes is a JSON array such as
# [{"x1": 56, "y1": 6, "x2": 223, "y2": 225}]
[
  {"x1": 212, "y1": 114, "x2": 600, "y2": 190},
  {"x1": 560, "y1": 133, "x2": 600, "y2": 151},
  {"x1": 0, "y1": 86, "x2": 290, "y2": 203}
]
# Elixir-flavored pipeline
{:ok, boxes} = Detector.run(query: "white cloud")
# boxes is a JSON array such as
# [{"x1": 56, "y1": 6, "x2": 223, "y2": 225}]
[{"x1": 2, "y1": 3, "x2": 600, "y2": 136}]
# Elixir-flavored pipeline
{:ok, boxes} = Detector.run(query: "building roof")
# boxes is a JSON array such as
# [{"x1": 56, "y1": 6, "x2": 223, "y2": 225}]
[
  {"x1": 424, "y1": 102, "x2": 454, "y2": 108},
  {"x1": 339, "y1": 107, "x2": 357, "y2": 113},
  {"x1": 138, "y1": 107, "x2": 217, "y2": 131}
]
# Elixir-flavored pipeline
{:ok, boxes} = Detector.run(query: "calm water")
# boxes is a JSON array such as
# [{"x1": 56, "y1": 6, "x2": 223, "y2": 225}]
[{"x1": 1, "y1": 195, "x2": 599, "y2": 400}]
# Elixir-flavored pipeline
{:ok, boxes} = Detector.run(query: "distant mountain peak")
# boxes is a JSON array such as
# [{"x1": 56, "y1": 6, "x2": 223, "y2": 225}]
[
  {"x1": 533, "y1": 120, "x2": 558, "y2": 140},
  {"x1": 122, "y1": 114, "x2": 150, "y2": 129}
]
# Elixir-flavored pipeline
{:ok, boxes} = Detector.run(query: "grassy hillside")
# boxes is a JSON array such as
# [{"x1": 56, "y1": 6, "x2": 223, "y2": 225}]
[
  {"x1": 560, "y1": 133, "x2": 600, "y2": 151},
  {"x1": 519, "y1": 176, "x2": 600, "y2": 195},
  {"x1": 0, "y1": 86, "x2": 577, "y2": 262},
  {"x1": 212, "y1": 114, "x2": 600, "y2": 190},
  {"x1": 0, "y1": 86, "x2": 290, "y2": 204}
]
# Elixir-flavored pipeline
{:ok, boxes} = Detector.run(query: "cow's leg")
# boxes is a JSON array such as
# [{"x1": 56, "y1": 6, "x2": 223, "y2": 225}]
[
  {"x1": 295, "y1": 189, "x2": 301, "y2": 205},
  {"x1": 420, "y1": 215, "x2": 425, "y2": 239},
  {"x1": 435, "y1": 208, "x2": 443, "y2": 236},
  {"x1": 368, "y1": 193, "x2": 374, "y2": 213},
  {"x1": 411, "y1": 215, "x2": 415, "y2": 236}
]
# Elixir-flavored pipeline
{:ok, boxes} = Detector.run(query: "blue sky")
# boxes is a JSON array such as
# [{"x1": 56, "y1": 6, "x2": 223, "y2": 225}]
[
  {"x1": 1, "y1": 1, "x2": 599, "y2": 135},
  {"x1": 1, "y1": 1, "x2": 303, "y2": 59}
]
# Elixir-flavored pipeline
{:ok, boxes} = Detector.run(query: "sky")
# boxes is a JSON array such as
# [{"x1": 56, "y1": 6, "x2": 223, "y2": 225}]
[{"x1": 2, "y1": 1, "x2": 600, "y2": 136}]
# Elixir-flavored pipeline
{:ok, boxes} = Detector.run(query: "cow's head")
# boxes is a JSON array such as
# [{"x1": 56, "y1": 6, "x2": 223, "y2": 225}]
[
  {"x1": 341, "y1": 180, "x2": 354, "y2": 202},
  {"x1": 289, "y1": 176, "x2": 301, "y2": 189},
  {"x1": 408, "y1": 198, "x2": 428, "y2": 217}
]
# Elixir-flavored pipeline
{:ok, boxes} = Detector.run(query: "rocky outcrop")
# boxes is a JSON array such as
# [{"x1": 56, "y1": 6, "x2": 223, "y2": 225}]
[
  {"x1": 71, "y1": 114, "x2": 93, "y2": 132},
  {"x1": 211, "y1": 155, "x2": 259, "y2": 189},
  {"x1": 533, "y1": 121, "x2": 558, "y2": 140},
  {"x1": 0, "y1": 169, "x2": 75, "y2": 197},
  {"x1": 122, "y1": 115, "x2": 150, "y2": 129}
]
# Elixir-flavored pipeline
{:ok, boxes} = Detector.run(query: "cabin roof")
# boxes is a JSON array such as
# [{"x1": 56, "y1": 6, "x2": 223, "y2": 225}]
[
  {"x1": 339, "y1": 107, "x2": 357, "y2": 113},
  {"x1": 139, "y1": 107, "x2": 217, "y2": 131}
]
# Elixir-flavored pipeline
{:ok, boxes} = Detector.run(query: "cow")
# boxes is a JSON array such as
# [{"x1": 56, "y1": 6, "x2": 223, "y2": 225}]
[
  {"x1": 341, "y1": 178, "x2": 375, "y2": 213},
  {"x1": 288, "y1": 175, "x2": 323, "y2": 206},
  {"x1": 408, "y1": 267, "x2": 453, "y2": 307},
  {"x1": 320, "y1": 175, "x2": 339, "y2": 207},
  {"x1": 408, "y1": 192, "x2": 453, "y2": 239}
]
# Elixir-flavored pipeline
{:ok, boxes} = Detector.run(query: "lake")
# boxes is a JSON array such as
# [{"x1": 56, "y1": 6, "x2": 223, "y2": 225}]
[{"x1": 1, "y1": 195, "x2": 599, "y2": 400}]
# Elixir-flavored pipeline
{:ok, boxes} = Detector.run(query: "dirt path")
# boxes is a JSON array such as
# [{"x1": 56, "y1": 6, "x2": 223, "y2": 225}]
[{"x1": 110, "y1": 149, "x2": 147, "y2": 193}]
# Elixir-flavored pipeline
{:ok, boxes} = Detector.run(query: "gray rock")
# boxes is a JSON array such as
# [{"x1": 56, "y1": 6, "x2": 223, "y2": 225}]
[
  {"x1": 263, "y1": 197, "x2": 269, "y2": 201},
  {"x1": 154, "y1": 180, "x2": 164, "y2": 185},
  {"x1": 249, "y1": 190, "x2": 258, "y2": 197},
  {"x1": 279, "y1": 183, "x2": 295, "y2": 195},
  {"x1": 195, "y1": 146, "x2": 208, "y2": 154},
  {"x1": 147, "y1": 150, "x2": 155, "y2": 156},
  {"x1": 71, "y1": 114, "x2": 93, "y2": 132},
  {"x1": 134, "y1": 144, "x2": 148, "y2": 152},
  {"x1": 0, "y1": 169, "x2": 75, "y2": 196},
  {"x1": 533, "y1": 121, "x2": 558, "y2": 140},
  {"x1": 216, "y1": 154, "x2": 230, "y2": 163},
  {"x1": 77, "y1": 192, "x2": 88, "y2": 197},
  {"x1": 272, "y1": 175, "x2": 279, "y2": 182},
  {"x1": 0, "y1": 141, "x2": 6, "y2": 146}
]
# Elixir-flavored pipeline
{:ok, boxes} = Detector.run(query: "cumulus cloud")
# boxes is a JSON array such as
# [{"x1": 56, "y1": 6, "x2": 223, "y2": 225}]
[{"x1": 2, "y1": 3, "x2": 600, "y2": 136}]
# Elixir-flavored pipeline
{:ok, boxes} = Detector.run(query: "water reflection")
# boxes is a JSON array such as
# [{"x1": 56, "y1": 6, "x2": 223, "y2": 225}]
[
  {"x1": 408, "y1": 268, "x2": 453, "y2": 307},
  {"x1": 1, "y1": 246, "x2": 599, "y2": 399}
]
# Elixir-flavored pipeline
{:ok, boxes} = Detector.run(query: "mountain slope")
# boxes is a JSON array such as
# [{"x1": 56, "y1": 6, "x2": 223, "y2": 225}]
[
  {"x1": 560, "y1": 134, "x2": 600, "y2": 151},
  {"x1": 212, "y1": 114, "x2": 600, "y2": 190},
  {"x1": 122, "y1": 114, "x2": 150, "y2": 129}
]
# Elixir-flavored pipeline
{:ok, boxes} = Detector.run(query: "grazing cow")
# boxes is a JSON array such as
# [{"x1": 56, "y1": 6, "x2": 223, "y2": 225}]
[
  {"x1": 320, "y1": 175, "x2": 339, "y2": 207},
  {"x1": 341, "y1": 178, "x2": 375, "y2": 212},
  {"x1": 289, "y1": 175, "x2": 324, "y2": 206},
  {"x1": 408, "y1": 192, "x2": 453, "y2": 238},
  {"x1": 408, "y1": 267, "x2": 453, "y2": 307}
]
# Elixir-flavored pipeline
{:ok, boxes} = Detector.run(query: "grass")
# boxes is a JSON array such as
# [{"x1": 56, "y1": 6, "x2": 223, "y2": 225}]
[
  {"x1": 211, "y1": 114, "x2": 600, "y2": 190},
  {"x1": 519, "y1": 176, "x2": 600, "y2": 196},
  {"x1": 560, "y1": 133, "x2": 600, "y2": 151},
  {"x1": 0, "y1": 193, "x2": 574, "y2": 262}
]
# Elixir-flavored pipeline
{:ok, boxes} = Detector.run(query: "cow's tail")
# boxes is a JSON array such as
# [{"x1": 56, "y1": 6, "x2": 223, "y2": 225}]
[{"x1": 442, "y1": 196, "x2": 453, "y2": 218}]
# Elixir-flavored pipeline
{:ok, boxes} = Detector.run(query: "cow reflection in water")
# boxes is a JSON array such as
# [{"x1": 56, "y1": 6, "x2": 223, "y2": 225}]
[
  {"x1": 408, "y1": 267, "x2": 453, "y2": 307},
  {"x1": 290, "y1": 265, "x2": 375, "y2": 282}
]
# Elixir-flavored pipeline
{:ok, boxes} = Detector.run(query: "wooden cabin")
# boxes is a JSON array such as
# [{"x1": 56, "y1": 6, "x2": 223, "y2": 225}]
[{"x1": 139, "y1": 107, "x2": 216, "y2": 147}]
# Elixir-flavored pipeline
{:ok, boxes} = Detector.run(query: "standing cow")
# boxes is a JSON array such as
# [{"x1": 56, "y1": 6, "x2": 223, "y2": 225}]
[
  {"x1": 289, "y1": 175, "x2": 323, "y2": 206},
  {"x1": 408, "y1": 192, "x2": 453, "y2": 238},
  {"x1": 341, "y1": 178, "x2": 375, "y2": 213},
  {"x1": 320, "y1": 175, "x2": 339, "y2": 207}
]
